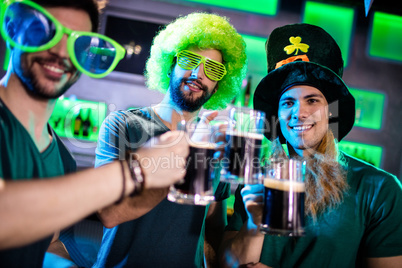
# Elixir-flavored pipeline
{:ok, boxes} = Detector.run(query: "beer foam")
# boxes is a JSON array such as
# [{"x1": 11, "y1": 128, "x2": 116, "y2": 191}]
[
  {"x1": 189, "y1": 141, "x2": 217, "y2": 149},
  {"x1": 226, "y1": 131, "x2": 263, "y2": 140},
  {"x1": 263, "y1": 177, "x2": 305, "y2": 192}
]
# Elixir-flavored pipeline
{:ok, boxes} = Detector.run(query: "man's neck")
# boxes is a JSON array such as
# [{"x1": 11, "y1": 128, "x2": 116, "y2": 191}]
[
  {"x1": 287, "y1": 143, "x2": 318, "y2": 158},
  {"x1": 0, "y1": 74, "x2": 56, "y2": 151},
  {"x1": 153, "y1": 96, "x2": 200, "y2": 130}
]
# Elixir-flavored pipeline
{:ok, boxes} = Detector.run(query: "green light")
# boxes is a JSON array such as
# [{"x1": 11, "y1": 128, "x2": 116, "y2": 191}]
[
  {"x1": 241, "y1": 34, "x2": 267, "y2": 76},
  {"x1": 49, "y1": 97, "x2": 107, "y2": 142},
  {"x1": 0, "y1": 3, "x2": 10, "y2": 71},
  {"x1": 233, "y1": 34, "x2": 267, "y2": 107},
  {"x1": 2, "y1": 46, "x2": 10, "y2": 71},
  {"x1": 227, "y1": 194, "x2": 235, "y2": 214},
  {"x1": 339, "y1": 140, "x2": 382, "y2": 168},
  {"x1": 349, "y1": 88, "x2": 385, "y2": 130},
  {"x1": 303, "y1": 1, "x2": 355, "y2": 67},
  {"x1": 182, "y1": 0, "x2": 278, "y2": 16},
  {"x1": 369, "y1": 12, "x2": 402, "y2": 62}
]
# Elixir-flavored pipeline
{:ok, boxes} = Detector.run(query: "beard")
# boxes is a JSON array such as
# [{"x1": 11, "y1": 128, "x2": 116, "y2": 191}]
[
  {"x1": 15, "y1": 53, "x2": 79, "y2": 100},
  {"x1": 29, "y1": 74, "x2": 74, "y2": 100},
  {"x1": 169, "y1": 73, "x2": 215, "y2": 112}
]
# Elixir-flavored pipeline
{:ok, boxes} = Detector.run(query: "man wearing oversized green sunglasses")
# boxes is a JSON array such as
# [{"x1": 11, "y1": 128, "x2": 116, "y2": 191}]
[
  {"x1": 0, "y1": 0, "x2": 190, "y2": 267},
  {"x1": 94, "y1": 12, "x2": 247, "y2": 268},
  {"x1": 0, "y1": 0, "x2": 125, "y2": 80}
]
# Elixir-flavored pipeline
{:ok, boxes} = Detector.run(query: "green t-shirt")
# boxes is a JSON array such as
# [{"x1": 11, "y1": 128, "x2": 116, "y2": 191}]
[
  {"x1": 0, "y1": 99, "x2": 75, "y2": 179},
  {"x1": 227, "y1": 153, "x2": 402, "y2": 267},
  {"x1": 0, "y1": 99, "x2": 76, "y2": 268}
]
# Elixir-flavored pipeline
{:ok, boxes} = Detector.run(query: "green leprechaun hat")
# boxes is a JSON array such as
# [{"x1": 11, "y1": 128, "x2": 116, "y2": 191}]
[{"x1": 254, "y1": 23, "x2": 355, "y2": 142}]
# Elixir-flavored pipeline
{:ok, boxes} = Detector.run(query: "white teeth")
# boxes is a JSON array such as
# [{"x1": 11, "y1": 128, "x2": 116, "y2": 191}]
[
  {"x1": 293, "y1": 125, "x2": 312, "y2": 131},
  {"x1": 44, "y1": 64, "x2": 64, "y2": 74},
  {"x1": 187, "y1": 82, "x2": 200, "y2": 90}
]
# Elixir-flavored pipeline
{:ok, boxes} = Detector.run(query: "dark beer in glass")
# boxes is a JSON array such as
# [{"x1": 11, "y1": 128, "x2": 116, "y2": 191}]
[
  {"x1": 261, "y1": 177, "x2": 305, "y2": 236},
  {"x1": 220, "y1": 106, "x2": 265, "y2": 185},
  {"x1": 168, "y1": 121, "x2": 219, "y2": 206},
  {"x1": 223, "y1": 131, "x2": 263, "y2": 184},
  {"x1": 260, "y1": 159, "x2": 306, "y2": 236},
  {"x1": 168, "y1": 142, "x2": 216, "y2": 205}
]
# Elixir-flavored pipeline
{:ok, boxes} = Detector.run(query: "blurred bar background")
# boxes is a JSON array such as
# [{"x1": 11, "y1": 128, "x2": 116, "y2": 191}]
[{"x1": 1, "y1": 0, "x2": 400, "y2": 177}]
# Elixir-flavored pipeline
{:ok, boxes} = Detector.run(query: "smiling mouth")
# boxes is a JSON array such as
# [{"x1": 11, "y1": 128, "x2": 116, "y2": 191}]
[
  {"x1": 185, "y1": 80, "x2": 204, "y2": 92},
  {"x1": 43, "y1": 64, "x2": 65, "y2": 74},
  {"x1": 291, "y1": 124, "x2": 313, "y2": 132},
  {"x1": 35, "y1": 56, "x2": 73, "y2": 78}
]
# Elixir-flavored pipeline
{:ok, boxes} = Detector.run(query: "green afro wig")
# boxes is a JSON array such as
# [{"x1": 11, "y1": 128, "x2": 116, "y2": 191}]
[{"x1": 144, "y1": 12, "x2": 247, "y2": 110}]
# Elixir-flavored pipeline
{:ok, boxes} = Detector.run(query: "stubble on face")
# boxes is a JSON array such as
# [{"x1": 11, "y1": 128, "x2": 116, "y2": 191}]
[
  {"x1": 11, "y1": 7, "x2": 90, "y2": 100},
  {"x1": 169, "y1": 72, "x2": 216, "y2": 112},
  {"x1": 22, "y1": 54, "x2": 80, "y2": 99}
]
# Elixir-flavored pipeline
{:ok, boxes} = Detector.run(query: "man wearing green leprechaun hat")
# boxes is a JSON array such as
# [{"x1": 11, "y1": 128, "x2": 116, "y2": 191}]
[{"x1": 220, "y1": 23, "x2": 402, "y2": 268}]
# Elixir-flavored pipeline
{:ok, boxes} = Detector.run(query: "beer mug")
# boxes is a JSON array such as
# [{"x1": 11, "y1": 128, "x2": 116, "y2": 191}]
[
  {"x1": 220, "y1": 106, "x2": 265, "y2": 185},
  {"x1": 167, "y1": 121, "x2": 221, "y2": 206},
  {"x1": 260, "y1": 158, "x2": 306, "y2": 236}
]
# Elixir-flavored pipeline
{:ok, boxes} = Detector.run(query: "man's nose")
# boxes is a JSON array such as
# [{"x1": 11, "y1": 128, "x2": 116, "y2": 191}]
[
  {"x1": 292, "y1": 103, "x2": 308, "y2": 120},
  {"x1": 48, "y1": 34, "x2": 69, "y2": 58},
  {"x1": 190, "y1": 63, "x2": 204, "y2": 79}
]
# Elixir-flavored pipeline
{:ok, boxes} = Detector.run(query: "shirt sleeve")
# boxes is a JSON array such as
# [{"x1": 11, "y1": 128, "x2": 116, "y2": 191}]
[
  {"x1": 362, "y1": 173, "x2": 402, "y2": 257},
  {"x1": 95, "y1": 111, "x2": 129, "y2": 168},
  {"x1": 225, "y1": 184, "x2": 247, "y2": 231},
  {"x1": 214, "y1": 182, "x2": 231, "y2": 201}
]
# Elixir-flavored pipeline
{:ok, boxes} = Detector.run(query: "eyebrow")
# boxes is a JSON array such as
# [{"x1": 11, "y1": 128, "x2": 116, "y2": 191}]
[
  {"x1": 280, "y1": 93, "x2": 325, "y2": 102},
  {"x1": 303, "y1": 93, "x2": 325, "y2": 99},
  {"x1": 279, "y1": 96, "x2": 295, "y2": 102}
]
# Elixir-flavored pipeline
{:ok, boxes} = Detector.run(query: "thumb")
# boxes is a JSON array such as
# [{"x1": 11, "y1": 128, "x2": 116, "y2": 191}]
[{"x1": 200, "y1": 111, "x2": 218, "y2": 124}]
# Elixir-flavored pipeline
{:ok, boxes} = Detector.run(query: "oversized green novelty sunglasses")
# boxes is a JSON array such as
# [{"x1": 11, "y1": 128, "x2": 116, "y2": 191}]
[
  {"x1": 0, "y1": 0, "x2": 125, "y2": 78},
  {"x1": 176, "y1": 50, "x2": 227, "y2": 81}
]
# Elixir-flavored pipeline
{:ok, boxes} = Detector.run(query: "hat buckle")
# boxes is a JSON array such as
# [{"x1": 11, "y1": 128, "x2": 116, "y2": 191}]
[{"x1": 275, "y1": 54, "x2": 310, "y2": 69}]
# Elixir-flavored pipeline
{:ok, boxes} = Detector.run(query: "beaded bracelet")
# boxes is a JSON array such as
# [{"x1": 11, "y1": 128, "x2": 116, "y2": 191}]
[
  {"x1": 128, "y1": 157, "x2": 145, "y2": 197},
  {"x1": 116, "y1": 158, "x2": 145, "y2": 204},
  {"x1": 125, "y1": 151, "x2": 145, "y2": 196}
]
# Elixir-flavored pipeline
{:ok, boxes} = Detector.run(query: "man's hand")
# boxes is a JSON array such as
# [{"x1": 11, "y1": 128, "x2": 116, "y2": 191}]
[
  {"x1": 133, "y1": 131, "x2": 189, "y2": 189},
  {"x1": 241, "y1": 184, "x2": 264, "y2": 233},
  {"x1": 199, "y1": 111, "x2": 219, "y2": 125}
]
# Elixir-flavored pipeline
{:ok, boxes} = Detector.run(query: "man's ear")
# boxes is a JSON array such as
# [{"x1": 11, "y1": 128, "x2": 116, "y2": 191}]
[
  {"x1": 212, "y1": 84, "x2": 218, "y2": 94},
  {"x1": 170, "y1": 57, "x2": 177, "y2": 71},
  {"x1": 4, "y1": 19, "x2": 17, "y2": 45},
  {"x1": 167, "y1": 57, "x2": 177, "y2": 78},
  {"x1": 2, "y1": 19, "x2": 19, "y2": 54}
]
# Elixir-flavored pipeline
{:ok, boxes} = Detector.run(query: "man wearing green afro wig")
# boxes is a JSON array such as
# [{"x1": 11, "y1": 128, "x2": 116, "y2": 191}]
[
  {"x1": 145, "y1": 12, "x2": 247, "y2": 111},
  {"x1": 93, "y1": 12, "x2": 247, "y2": 267}
]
